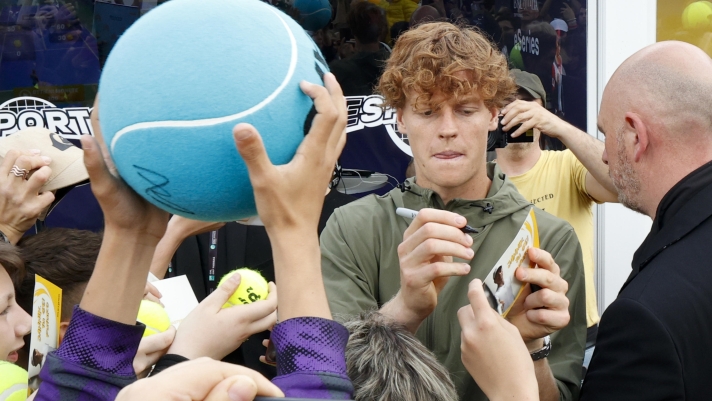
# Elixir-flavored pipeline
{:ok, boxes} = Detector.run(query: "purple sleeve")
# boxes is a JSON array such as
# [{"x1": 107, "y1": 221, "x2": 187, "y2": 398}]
[
  {"x1": 35, "y1": 306, "x2": 144, "y2": 401},
  {"x1": 271, "y1": 317, "x2": 354, "y2": 399}
]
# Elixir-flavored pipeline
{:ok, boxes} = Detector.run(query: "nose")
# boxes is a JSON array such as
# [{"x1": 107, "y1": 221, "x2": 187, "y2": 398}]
[
  {"x1": 438, "y1": 109, "x2": 458, "y2": 139},
  {"x1": 602, "y1": 148, "x2": 609, "y2": 165},
  {"x1": 15, "y1": 307, "x2": 32, "y2": 337}
]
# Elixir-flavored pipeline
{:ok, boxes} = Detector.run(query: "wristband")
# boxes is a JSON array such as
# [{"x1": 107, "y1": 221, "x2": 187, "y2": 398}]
[{"x1": 148, "y1": 354, "x2": 189, "y2": 376}]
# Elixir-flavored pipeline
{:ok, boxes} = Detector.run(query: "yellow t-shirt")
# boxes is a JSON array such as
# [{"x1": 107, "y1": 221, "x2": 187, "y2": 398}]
[{"x1": 506, "y1": 150, "x2": 600, "y2": 327}]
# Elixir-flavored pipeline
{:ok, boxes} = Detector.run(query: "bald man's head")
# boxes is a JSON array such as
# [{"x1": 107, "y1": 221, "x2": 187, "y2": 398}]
[
  {"x1": 600, "y1": 41, "x2": 712, "y2": 217},
  {"x1": 604, "y1": 41, "x2": 712, "y2": 139}
]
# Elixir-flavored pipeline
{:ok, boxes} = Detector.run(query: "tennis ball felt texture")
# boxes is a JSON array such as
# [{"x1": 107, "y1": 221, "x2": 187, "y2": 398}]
[
  {"x1": 98, "y1": 0, "x2": 328, "y2": 221},
  {"x1": 294, "y1": 0, "x2": 332, "y2": 32},
  {"x1": 220, "y1": 268, "x2": 269, "y2": 308},
  {"x1": 137, "y1": 300, "x2": 171, "y2": 337},
  {"x1": 682, "y1": 1, "x2": 712, "y2": 30},
  {"x1": 0, "y1": 362, "x2": 28, "y2": 401}
]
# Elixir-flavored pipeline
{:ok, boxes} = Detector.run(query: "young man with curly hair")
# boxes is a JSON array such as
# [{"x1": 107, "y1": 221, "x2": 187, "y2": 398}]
[{"x1": 320, "y1": 22, "x2": 586, "y2": 401}]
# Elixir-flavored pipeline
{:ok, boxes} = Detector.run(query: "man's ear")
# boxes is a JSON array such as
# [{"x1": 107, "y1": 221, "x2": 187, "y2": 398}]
[
  {"x1": 488, "y1": 107, "x2": 499, "y2": 131},
  {"x1": 396, "y1": 108, "x2": 407, "y2": 137},
  {"x1": 625, "y1": 112, "x2": 649, "y2": 162},
  {"x1": 59, "y1": 321, "x2": 69, "y2": 344}
]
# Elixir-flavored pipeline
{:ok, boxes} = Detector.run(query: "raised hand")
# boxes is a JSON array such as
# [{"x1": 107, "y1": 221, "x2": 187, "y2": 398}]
[
  {"x1": 507, "y1": 248, "x2": 570, "y2": 349},
  {"x1": 458, "y1": 278, "x2": 539, "y2": 401},
  {"x1": 383, "y1": 208, "x2": 473, "y2": 333},
  {"x1": 167, "y1": 272, "x2": 277, "y2": 360}
]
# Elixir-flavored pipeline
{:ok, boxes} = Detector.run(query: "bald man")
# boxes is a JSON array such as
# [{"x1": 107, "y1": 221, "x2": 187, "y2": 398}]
[
  {"x1": 457, "y1": 41, "x2": 712, "y2": 401},
  {"x1": 578, "y1": 40, "x2": 712, "y2": 400}
]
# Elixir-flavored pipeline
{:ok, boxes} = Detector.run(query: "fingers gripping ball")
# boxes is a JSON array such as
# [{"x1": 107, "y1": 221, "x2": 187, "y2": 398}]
[
  {"x1": 220, "y1": 268, "x2": 269, "y2": 308},
  {"x1": 98, "y1": 0, "x2": 329, "y2": 222},
  {"x1": 137, "y1": 300, "x2": 172, "y2": 338},
  {"x1": 0, "y1": 362, "x2": 28, "y2": 401}
]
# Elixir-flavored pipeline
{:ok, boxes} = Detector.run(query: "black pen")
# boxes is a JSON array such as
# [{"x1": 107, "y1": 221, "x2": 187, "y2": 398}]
[{"x1": 395, "y1": 207, "x2": 479, "y2": 233}]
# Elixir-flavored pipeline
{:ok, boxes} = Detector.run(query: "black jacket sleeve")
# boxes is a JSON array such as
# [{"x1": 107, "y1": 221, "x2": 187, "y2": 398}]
[{"x1": 580, "y1": 297, "x2": 684, "y2": 401}]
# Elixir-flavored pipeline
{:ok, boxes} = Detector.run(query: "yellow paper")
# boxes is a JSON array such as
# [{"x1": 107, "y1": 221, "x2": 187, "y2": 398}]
[
  {"x1": 28, "y1": 275, "x2": 62, "y2": 391},
  {"x1": 483, "y1": 208, "x2": 539, "y2": 317}
]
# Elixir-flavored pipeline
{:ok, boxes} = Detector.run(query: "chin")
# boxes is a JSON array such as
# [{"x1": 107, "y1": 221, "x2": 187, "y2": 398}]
[{"x1": 429, "y1": 175, "x2": 475, "y2": 190}]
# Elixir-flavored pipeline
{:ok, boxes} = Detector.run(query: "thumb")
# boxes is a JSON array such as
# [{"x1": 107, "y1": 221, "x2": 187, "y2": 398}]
[
  {"x1": 80, "y1": 135, "x2": 113, "y2": 197},
  {"x1": 233, "y1": 123, "x2": 273, "y2": 183},
  {"x1": 139, "y1": 325, "x2": 176, "y2": 355},
  {"x1": 204, "y1": 375, "x2": 258, "y2": 401},
  {"x1": 205, "y1": 272, "x2": 242, "y2": 310}
]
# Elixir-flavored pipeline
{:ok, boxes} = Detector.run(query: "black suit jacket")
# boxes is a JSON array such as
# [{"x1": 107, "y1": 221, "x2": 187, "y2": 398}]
[{"x1": 581, "y1": 162, "x2": 712, "y2": 400}]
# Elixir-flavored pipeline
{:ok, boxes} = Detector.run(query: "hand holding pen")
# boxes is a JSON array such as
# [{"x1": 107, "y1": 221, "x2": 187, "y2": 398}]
[{"x1": 396, "y1": 207, "x2": 479, "y2": 233}]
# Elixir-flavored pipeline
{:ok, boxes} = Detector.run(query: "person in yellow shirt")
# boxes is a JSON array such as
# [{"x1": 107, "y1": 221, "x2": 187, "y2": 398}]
[{"x1": 495, "y1": 69, "x2": 619, "y2": 369}]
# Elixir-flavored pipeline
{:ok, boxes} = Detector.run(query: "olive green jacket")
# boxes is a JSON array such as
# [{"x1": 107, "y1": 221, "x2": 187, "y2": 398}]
[{"x1": 321, "y1": 163, "x2": 586, "y2": 401}]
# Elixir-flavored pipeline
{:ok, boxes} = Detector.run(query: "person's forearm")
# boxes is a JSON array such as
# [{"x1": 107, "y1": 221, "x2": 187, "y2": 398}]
[
  {"x1": 80, "y1": 227, "x2": 159, "y2": 325},
  {"x1": 534, "y1": 359, "x2": 559, "y2": 401},
  {"x1": 149, "y1": 232, "x2": 183, "y2": 279},
  {"x1": 269, "y1": 230, "x2": 331, "y2": 320},
  {"x1": 555, "y1": 124, "x2": 618, "y2": 194}
]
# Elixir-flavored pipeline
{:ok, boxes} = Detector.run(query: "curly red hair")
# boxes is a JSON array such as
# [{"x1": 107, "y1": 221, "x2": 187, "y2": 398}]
[{"x1": 377, "y1": 22, "x2": 516, "y2": 111}]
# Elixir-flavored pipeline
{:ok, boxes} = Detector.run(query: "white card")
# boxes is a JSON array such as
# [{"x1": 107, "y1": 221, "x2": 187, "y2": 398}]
[{"x1": 151, "y1": 275, "x2": 199, "y2": 327}]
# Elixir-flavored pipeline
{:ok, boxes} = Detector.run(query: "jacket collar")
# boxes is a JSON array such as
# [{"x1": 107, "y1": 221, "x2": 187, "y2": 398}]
[
  {"x1": 623, "y1": 160, "x2": 712, "y2": 290},
  {"x1": 399, "y1": 162, "x2": 531, "y2": 227}
]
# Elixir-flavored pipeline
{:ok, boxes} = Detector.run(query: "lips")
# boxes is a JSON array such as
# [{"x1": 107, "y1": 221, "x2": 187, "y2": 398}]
[
  {"x1": 7, "y1": 350, "x2": 18, "y2": 363},
  {"x1": 434, "y1": 151, "x2": 464, "y2": 159}
]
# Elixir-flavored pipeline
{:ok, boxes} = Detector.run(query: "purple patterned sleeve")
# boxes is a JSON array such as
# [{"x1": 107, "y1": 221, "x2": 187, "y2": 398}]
[
  {"x1": 271, "y1": 317, "x2": 354, "y2": 399},
  {"x1": 35, "y1": 306, "x2": 144, "y2": 401}
]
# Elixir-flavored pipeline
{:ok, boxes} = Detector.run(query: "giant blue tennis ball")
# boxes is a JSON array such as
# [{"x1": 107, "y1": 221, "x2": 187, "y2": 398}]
[
  {"x1": 98, "y1": 0, "x2": 328, "y2": 221},
  {"x1": 294, "y1": 0, "x2": 332, "y2": 32}
]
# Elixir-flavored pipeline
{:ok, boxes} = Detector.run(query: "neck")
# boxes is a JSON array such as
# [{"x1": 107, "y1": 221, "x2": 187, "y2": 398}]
[
  {"x1": 495, "y1": 144, "x2": 541, "y2": 177},
  {"x1": 355, "y1": 40, "x2": 380, "y2": 53},
  {"x1": 647, "y1": 161, "x2": 712, "y2": 220}
]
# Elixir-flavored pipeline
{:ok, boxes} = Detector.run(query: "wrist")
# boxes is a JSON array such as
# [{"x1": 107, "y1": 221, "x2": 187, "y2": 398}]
[
  {"x1": 266, "y1": 224, "x2": 318, "y2": 242},
  {"x1": 104, "y1": 225, "x2": 164, "y2": 248},
  {"x1": 548, "y1": 119, "x2": 578, "y2": 144},
  {"x1": 0, "y1": 224, "x2": 23, "y2": 245},
  {"x1": 381, "y1": 293, "x2": 429, "y2": 333},
  {"x1": 166, "y1": 343, "x2": 198, "y2": 360},
  {"x1": 525, "y1": 337, "x2": 545, "y2": 353}
]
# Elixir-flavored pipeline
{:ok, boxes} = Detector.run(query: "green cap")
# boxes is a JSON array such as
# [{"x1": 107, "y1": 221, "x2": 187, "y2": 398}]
[{"x1": 510, "y1": 69, "x2": 546, "y2": 105}]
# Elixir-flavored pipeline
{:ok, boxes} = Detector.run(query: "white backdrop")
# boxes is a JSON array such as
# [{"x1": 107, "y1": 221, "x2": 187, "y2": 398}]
[{"x1": 590, "y1": 0, "x2": 656, "y2": 314}]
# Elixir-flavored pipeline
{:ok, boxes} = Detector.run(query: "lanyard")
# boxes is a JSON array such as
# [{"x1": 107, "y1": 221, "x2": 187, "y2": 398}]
[{"x1": 207, "y1": 230, "x2": 219, "y2": 294}]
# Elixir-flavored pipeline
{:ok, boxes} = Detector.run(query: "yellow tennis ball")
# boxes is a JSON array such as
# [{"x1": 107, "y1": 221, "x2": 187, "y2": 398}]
[
  {"x1": 219, "y1": 268, "x2": 269, "y2": 308},
  {"x1": 0, "y1": 362, "x2": 28, "y2": 401},
  {"x1": 682, "y1": 1, "x2": 712, "y2": 30},
  {"x1": 136, "y1": 299, "x2": 171, "y2": 338}
]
